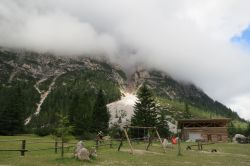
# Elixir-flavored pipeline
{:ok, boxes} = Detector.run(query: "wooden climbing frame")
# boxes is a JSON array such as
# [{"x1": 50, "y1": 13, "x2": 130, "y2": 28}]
[{"x1": 117, "y1": 126, "x2": 166, "y2": 154}]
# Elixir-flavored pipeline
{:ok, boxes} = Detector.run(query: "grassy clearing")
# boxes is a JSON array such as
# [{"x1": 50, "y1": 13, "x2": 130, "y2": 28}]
[{"x1": 0, "y1": 135, "x2": 250, "y2": 166}]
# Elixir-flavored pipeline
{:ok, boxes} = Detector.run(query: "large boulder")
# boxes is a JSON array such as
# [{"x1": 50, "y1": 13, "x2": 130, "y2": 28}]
[
  {"x1": 76, "y1": 147, "x2": 97, "y2": 161},
  {"x1": 89, "y1": 147, "x2": 97, "y2": 158},
  {"x1": 77, "y1": 148, "x2": 90, "y2": 161},
  {"x1": 74, "y1": 141, "x2": 84, "y2": 158}
]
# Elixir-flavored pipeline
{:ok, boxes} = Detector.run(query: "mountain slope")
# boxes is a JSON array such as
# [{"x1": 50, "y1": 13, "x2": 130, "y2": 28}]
[
  {"x1": 0, "y1": 48, "x2": 246, "y2": 136},
  {"x1": 130, "y1": 69, "x2": 241, "y2": 120}
]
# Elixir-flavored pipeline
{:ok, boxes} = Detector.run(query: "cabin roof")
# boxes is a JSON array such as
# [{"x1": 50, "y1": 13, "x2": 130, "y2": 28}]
[
  {"x1": 177, "y1": 118, "x2": 231, "y2": 123},
  {"x1": 177, "y1": 118, "x2": 231, "y2": 128}
]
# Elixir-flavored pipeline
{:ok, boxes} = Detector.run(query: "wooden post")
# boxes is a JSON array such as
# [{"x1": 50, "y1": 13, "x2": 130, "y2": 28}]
[
  {"x1": 177, "y1": 138, "x2": 181, "y2": 156},
  {"x1": 96, "y1": 139, "x2": 99, "y2": 149},
  {"x1": 198, "y1": 141, "x2": 203, "y2": 150},
  {"x1": 146, "y1": 136, "x2": 152, "y2": 150},
  {"x1": 118, "y1": 137, "x2": 123, "y2": 151},
  {"x1": 21, "y1": 140, "x2": 26, "y2": 156},
  {"x1": 61, "y1": 140, "x2": 64, "y2": 158},
  {"x1": 55, "y1": 140, "x2": 58, "y2": 154},
  {"x1": 124, "y1": 127, "x2": 134, "y2": 154},
  {"x1": 110, "y1": 139, "x2": 113, "y2": 148},
  {"x1": 177, "y1": 129, "x2": 182, "y2": 156},
  {"x1": 155, "y1": 128, "x2": 166, "y2": 153}
]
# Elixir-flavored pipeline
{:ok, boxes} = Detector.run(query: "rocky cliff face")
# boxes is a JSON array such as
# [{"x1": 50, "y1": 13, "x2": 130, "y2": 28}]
[{"x1": 0, "y1": 48, "x2": 125, "y2": 85}]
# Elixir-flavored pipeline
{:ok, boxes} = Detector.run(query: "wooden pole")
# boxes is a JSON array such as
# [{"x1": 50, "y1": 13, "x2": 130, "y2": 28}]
[
  {"x1": 110, "y1": 139, "x2": 113, "y2": 148},
  {"x1": 61, "y1": 140, "x2": 64, "y2": 158},
  {"x1": 197, "y1": 141, "x2": 200, "y2": 150},
  {"x1": 96, "y1": 139, "x2": 99, "y2": 149},
  {"x1": 155, "y1": 128, "x2": 166, "y2": 153},
  {"x1": 21, "y1": 140, "x2": 26, "y2": 156},
  {"x1": 177, "y1": 138, "x2": 181, "y2": 155},
  {"x1": 146, "y1": 136, "x2": 152, "y2": 150},
  {"x1": 55, "y1": 140, "x2": 58, "y2": 154},
  {"x1": 126, "y1": 126, "x2": 156, "y2": 129},
  {"x1": 118, "y1": 137, "x2": 123, "y2": 151},
  {"x1": 177, "y1": 130, "x2": 182, "y2": 156},
  {"x1": 124, "y1": 128, "x2": 134, "y2": 154}
]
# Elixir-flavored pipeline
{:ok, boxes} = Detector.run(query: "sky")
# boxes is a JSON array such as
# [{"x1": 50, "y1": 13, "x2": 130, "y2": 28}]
[{"x1": 0, "y1": 0, "x2": 250, "y2": 120}]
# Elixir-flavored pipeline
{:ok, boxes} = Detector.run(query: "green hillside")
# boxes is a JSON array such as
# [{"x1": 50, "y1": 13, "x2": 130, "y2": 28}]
[
  {"x1": 0, "y1": 48, "x2": 248, "y2": 137},
  {"x1": 158, "y1": 97, "x2": 248, "y2": 132}
]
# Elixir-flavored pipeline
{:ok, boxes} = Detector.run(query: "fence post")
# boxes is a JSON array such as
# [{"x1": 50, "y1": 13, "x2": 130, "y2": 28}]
[
  {"x1": 21, "y1": 140, "x2": 26, "y2": 156},
  {"x1": 110, "y1": 139, "x2": 113, "y2": 148},
  {"x1": 55, "y1": 140, "x2": 58, "y2": 154},
  {"x1": 96, "y1": 139, "x2": 99, "y2": 149},
  {"x1": 61, "y1": 141, "x2": 64, "y2": 158}
]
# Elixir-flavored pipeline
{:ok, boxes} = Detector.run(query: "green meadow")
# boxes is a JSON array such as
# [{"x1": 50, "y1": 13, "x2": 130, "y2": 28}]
[{"x1": 0, "y1": 135, "x2": 250, "y2": 166}]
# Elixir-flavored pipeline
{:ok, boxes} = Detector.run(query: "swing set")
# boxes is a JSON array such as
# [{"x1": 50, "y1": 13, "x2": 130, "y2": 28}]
[{"x1": 117, "y1": 126, "x2": 166, "y2": 154}]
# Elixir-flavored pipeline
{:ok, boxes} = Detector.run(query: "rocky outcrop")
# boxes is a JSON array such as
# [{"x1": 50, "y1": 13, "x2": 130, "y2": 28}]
[
  {"x1": 74, "y1": 141, "x2": 85, "y2": 158},
  {"x1": 74, "y1": 141, "x2": 97, "y2": 161}
]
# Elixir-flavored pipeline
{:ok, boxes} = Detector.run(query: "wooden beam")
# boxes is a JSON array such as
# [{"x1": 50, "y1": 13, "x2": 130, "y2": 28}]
[
  {"x1": 155, "y1": 128, "x2": 166, "y2": 153},
  {"x1": 125, "y1": 126, "x2": 156, "y2": 129},
  {"x1": 146, "y1": 136, "x2": 152, "y2": 151},
  {"x1": 124, "y1": 128, "x2": 134, "y2": 154},
  {"x1": 117, "y1": 137, "x2": 123, "y2": 151}
]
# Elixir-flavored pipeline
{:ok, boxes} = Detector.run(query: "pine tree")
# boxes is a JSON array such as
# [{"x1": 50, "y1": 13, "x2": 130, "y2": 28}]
[
  {"x1": 184, "y1": 102, "x2": 192, "y2": 119},
  {"x1": 0, "y1": 85, "x2": 24, "y2": 135},
  {"x1": 157, "y1": 108, "x2": 171, "y2": 137},
  {"x1": 131, "y1": 84, "x2": 158, "y2": 127},
  {"x1": 92, "y1": 90, "x2": 110, "y2": 134},
  {"x1": 68, "y1": 92, "x2": 93, "y2": 136},
  {"x1": 228, "y1": 122, "x2": 236, "y2": 141},
  {"x1": 54, "y1": 112, "x2": 74, "y2": 142},
  {"x1": 53, "y1": 112, "x2": 74, "y2": 157}
]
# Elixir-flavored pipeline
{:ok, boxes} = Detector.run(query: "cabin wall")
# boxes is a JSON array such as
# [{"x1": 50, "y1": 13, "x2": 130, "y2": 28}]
[{"x1": 181, "y1": 127, "x2": 228, "y2": 142}]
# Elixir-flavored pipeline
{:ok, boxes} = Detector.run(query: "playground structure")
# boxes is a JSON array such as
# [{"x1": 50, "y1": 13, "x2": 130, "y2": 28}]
[{"x1": 117, "y1": 126, "x2": 166, "y2": 154}]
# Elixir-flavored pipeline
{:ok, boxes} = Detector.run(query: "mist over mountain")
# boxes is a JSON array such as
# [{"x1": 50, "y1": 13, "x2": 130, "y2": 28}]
[{"x1": 1, "y1": 1, "x2": 250, "y2": 120}]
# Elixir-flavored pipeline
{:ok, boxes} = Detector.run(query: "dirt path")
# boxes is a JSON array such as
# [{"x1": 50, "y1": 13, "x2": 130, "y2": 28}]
[{"x1": 120, "y1": 149, "x2": 164, "y2": 155}]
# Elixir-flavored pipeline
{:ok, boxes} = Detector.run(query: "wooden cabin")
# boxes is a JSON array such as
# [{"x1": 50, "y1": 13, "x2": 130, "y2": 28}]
[{"x1": 178, "y1": 119, "x2": 231, "y2": 142}]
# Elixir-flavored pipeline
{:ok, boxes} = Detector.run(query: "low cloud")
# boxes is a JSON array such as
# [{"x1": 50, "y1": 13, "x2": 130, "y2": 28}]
[{"x1": 1, "y1": 0, "x2": 250, "y2": 119}]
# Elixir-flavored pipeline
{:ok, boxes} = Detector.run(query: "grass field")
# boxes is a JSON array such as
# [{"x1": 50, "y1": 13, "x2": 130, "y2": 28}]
[{"x1": 0, "y1": 135, "x2": 250, "y2": 166}]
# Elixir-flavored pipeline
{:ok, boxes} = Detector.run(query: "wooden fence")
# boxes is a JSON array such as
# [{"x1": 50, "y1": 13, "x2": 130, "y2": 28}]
[
  {"x1": 0, "y1": 139, "x2": 77, "y2": 157},
  {"x1": 0, "y1": 138, "x2": 118, "y2": 157},
  {"x1": 0, "y1": 137, "x2": 168, "y2": 157}
]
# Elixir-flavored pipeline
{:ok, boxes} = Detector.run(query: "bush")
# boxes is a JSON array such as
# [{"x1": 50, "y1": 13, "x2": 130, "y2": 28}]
[{"x1": 34, "y1": 126, "x2": 52, "y2": 136}]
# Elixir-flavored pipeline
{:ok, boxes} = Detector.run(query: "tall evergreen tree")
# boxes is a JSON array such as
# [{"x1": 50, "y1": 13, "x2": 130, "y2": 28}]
[
  {"x1": 157, "y1": 108, "x2": 171, "y2": 137},
  {"x1": 92, "y1": 90, "x2": 110, "y2": 133},
  {"x1": 0, "y1": 85, "x2": 24, "y2": 135},
  {"x1": 184, "y1": 102, "x2": 192, "y2": 119},
  {"x1": 68, "y1": 91, "x2": 93, "y2": 137},
  {"x1": 131, "y1": 84, "x2": 158, "y2": 127},
  {"x1": 228, "y1": 122, "x2": 236, "y2": 141}
]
